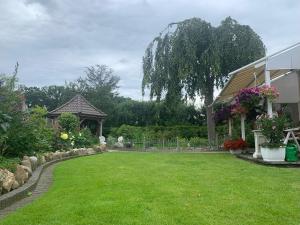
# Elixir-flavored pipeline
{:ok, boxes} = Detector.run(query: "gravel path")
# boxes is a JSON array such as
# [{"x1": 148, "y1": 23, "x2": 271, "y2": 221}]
[{"x1": 0, "y1": 163, "x2": 56, "y2": 219}]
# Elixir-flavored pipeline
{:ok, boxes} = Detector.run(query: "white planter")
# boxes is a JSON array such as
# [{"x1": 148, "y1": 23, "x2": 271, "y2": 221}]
[
  {"x1": 261, "y1": 146, "x2": 286, "y2": 162},
  {"x1": 230, "y1": 149, "x2": 242, "y2": 155}
]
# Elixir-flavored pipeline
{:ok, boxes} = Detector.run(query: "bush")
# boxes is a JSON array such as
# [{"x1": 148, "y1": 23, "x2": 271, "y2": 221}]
[
  {"x1": 0, "y1": 156, "x2": 20, "y2": 172},
  {"x1": 58, "y1": 112, "x2": 79, "y2": 132},
  {"x1": 72, "y1": 128, "x2": 98, "y2": 148},
  {"x1": 6, "y1": 106, "x2": 55, "y2": 157},
  {"x1": 189, "y1": 137, "x2": 208, "y2": 146}
]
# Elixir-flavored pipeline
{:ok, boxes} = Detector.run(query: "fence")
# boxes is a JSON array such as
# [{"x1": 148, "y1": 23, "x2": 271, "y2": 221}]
[{"x1": 107, "y1": 134, "x2": 227, "y2": 152}]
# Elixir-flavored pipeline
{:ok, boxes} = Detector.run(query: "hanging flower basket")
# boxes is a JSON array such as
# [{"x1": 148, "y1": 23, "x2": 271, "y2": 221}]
[
  {"x1": 235, "y1": 87, "x2": 262, "y2": 111},
  {"x1": 213, "y1": 104, "x2": 233, "y2": 124},
  {"x1": 231, "y1": 103, "x2": 248, "y2": 117},
  {"x1": 260, "y1": 85, "x2": 279, "y2": 102}
]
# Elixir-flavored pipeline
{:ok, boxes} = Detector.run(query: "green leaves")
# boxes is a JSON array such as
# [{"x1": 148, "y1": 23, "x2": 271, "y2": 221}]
[
  {"x1": 142, "y1": 17, "x2": 265, "y2": 106},
  {"x1": 58, "y1": 112, "x2": 80, "y2": 133},
  {"x1": 0, "y1": 112, "x2": 12, "y2": 133}
]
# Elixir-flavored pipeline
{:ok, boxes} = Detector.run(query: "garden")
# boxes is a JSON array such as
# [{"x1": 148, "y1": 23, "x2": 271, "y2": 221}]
[
  {"x1": 1, "y1": 152, "x2": 300, "y2": 225},
  {"x1": 0, "y1": 9, "x2": 300, "y2": 224},
  {"x1": 0, "y1": 73, "x2": 102, "y2": 195}
]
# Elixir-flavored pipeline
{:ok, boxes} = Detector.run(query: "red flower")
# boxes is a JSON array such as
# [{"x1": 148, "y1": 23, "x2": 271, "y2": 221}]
[{"x1": 223, "y1": 138, "x2": 247, "y2": 150}]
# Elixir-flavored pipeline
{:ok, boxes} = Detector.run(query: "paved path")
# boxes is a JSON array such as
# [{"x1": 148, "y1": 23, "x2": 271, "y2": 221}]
[{"x1": 0, "y1": 164, "x2": 56, "y2": 219}]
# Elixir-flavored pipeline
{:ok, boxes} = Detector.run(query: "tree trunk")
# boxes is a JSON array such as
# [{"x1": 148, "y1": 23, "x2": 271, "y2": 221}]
[{"x1": 205, "y1": 89, "x2": 216, "y2": 146}]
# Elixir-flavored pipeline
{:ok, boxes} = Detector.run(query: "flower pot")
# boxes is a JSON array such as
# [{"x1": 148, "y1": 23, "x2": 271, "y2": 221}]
[
  {"x1": 230, "y1": 149, "x2": 242, "y2": 155},
  {"x1": 261, "y1": 146, "x2": 285, "y2": 162}
]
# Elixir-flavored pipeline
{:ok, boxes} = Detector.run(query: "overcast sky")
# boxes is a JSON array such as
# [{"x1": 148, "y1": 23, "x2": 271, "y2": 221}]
[{"x1": 0, "y1": 0, "x2": 299, "y2": 100}]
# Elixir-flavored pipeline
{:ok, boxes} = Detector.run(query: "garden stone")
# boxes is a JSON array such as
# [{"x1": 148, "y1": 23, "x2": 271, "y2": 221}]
[
  {"x1": 93, "y1": 146, "x2": 101, "y2": 152},
  {"x1": 29, "y1": 156, "x2": 38, "y2": 171},
  {"x1": 23, "y1": 156, "x2": 30, "y2": 161},
  {"x1": 21, "y1": 165, "x2": 32, "y2": 177},
  {"x1": 21, "y1": 159, "x2": 32, "y2": 171},
  {"x1": 2, "y1": 169, "x2": 16, "y2": 193},
  {"x1": 0, "y1": 169, "x2": 5, "y2": 194},
  {"x1": 62, "y1": 151, "x2": 70, "y2": 158},
  {"x1": 12, "y1": 180, "x2": 20, "y2": 190},
  {"x1": 70, "y1": 149, "x2": 78, "y2": 156},
  {"x1": 53, "y1": 151, "x2": 63, "y2": 160},
  {"x1": 100, "y1": 144, "x2": 107, "y2": 152},
  {"x1": 39, "y1": 155, "x2": 46, "y2": 165},
  {"x1": 68, "y1": 150, "x2": 75, "y2": 156},
  {"x1": 44, "y1": 152, "x2": 54, "y2": 162},
  {"x1": 78, "y1": 148, "x2": 87, "y2": 156},
  {"x1": 14, "y1": 165, "x2": 29, "y2": 185},
  {"x1": 86, "y1": 148, "x2": 96, "y2": 155}
]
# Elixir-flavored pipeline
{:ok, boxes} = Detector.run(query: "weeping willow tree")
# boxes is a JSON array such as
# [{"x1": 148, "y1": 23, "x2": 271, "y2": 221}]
[{"x1": 142, "y1": 17, "x2": 265, "y2": 144}]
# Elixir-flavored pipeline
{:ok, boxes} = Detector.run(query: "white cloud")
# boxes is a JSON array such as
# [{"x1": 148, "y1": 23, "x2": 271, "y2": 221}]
[{"x1": 0, "y1": 0, "x2": 299, "y2": 100}]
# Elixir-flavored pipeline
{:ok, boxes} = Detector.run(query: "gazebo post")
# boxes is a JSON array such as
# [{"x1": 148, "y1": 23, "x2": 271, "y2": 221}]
[
  {"x1": 96, "y1": 119, "x2": 103, "y2": 137},
  {"x1": 99, "y1": 119, "x2": 103, "y2": 137},
  {"x1": 241, "y1": 114, "x2": 246, "y2": 140},
  {"x1": 228, "y1": 118, "x2": 232, "y2": 138},
  {"x1": 265, "y1": 67, "x2": 273, "y2": 117}
]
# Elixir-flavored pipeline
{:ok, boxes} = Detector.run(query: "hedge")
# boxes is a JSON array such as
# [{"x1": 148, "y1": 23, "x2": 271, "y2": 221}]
[{"x1": 109, "y1": 124, "x2": 227, "y2": 140}]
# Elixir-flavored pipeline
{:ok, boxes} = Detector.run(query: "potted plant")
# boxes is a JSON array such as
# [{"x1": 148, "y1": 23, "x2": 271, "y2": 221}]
[
  {"x1": 224, "y1": 138, "x2": 247, "y2": 155},
  {"x1": 256, "y1": 114, "x2": 288, "y2": 161}
]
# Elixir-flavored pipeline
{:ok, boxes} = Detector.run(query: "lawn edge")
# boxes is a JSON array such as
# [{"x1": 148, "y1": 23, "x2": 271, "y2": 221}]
[{"x1": 0, "y1": 153, "x2": 102, "y2": 210}]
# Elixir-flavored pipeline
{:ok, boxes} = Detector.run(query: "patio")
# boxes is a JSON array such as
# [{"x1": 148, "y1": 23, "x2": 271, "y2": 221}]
[{"x1": 214, "y1": 42, "x2": 300, "y2": 162}]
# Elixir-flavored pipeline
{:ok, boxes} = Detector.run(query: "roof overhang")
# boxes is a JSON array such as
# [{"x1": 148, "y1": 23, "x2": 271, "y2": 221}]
[{"x1": 214, "y1": 42, "x2": 300, "y2": 104}]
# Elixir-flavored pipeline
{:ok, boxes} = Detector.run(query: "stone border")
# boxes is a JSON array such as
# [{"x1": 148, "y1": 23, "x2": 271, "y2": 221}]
[
  {"x1": 236, "y1": 154, "x2": 300, "y2": 168},
  {"x1": 0, "y1": 153, "x2": 100, "y2": 210}
]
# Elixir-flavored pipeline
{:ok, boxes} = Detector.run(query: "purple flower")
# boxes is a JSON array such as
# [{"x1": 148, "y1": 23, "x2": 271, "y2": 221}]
[{"x1": 214, "y1": 105, "x2": 233, "y2": 123}]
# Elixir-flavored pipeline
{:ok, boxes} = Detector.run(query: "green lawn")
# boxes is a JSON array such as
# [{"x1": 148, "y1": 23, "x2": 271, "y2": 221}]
[{"x1": 1, "y1": 152, "x2": 300, "y2": 225}]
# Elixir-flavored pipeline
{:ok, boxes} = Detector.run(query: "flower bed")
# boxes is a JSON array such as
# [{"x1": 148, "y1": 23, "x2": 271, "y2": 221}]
[
  {"x1": 0, "y1": 146, "x2": 106, "y2": 196},
  {"x1": 224, "y1": 138, "x2": 247, "y2": 151}
]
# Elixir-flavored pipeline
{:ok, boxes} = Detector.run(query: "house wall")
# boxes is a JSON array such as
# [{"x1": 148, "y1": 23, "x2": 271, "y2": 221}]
[
  {"x1": 271, "y1": 71, "x2": 300, "y2": 124},
  {"x1": 272, "y1": 71, "x2": 300, "y2": 104}
]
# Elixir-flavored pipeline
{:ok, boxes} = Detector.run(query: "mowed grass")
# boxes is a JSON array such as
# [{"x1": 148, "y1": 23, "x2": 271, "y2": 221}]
[{"x1": 1, "y1": 152, "x2": 300, "y2": 225}]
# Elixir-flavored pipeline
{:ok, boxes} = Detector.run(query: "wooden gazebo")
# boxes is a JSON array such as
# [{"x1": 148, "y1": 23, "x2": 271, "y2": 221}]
[{"x1": 48, "y1": 94, "x2": 107, "y2": 136}]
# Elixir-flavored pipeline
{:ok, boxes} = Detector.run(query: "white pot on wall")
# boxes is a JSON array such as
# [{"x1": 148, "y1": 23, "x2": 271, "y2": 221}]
[{"x1": 261, "y1": 146, "x2": 285, "y2": 162}]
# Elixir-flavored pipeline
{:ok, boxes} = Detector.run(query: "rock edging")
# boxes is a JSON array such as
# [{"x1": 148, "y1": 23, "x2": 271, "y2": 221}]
[{"x1": 0, "y1": 149, "x2": 103, "y2": 210}]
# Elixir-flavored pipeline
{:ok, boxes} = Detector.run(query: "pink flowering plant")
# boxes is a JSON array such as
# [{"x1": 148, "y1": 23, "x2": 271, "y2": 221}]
[
  {"x1": 260, "y1": 85, "x2": 279, "y2": 101},
  {"x1": 230, "y1": 103, "x2": 248, "y2": 116},
  {"x1": 256, "y1": 114, "x2": 288, "y2": 148}
]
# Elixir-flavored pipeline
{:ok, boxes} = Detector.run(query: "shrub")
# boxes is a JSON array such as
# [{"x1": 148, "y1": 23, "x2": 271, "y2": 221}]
[
  {"x1": 72, "y1": 128, "x2": 98, "y2": 148},
  {"x1": 0, "y1": 156, "x2": 20, "y2": 172},
  {"x1": 6, "y1": 106, "x2": 55, "y2": 156},
  {"x1": 189, "y1": 137, "x2": 208, "y2": 146},
  {"x1": 58, "y1": 112, "x2": 79, "y2": 132}
]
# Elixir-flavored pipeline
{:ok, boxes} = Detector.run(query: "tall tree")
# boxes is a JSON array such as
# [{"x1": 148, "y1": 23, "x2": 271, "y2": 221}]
[{"x1": 142, "y1": 17, "x2": 265, "y2": 144}]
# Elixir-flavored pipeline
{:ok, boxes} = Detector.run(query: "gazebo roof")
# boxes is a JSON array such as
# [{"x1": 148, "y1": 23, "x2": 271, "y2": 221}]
[{"x1": 48, "y1": 94, "x2": 107, "y2": 118}]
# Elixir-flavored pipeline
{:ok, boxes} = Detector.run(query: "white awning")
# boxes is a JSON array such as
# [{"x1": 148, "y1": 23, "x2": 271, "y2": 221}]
[
  {"x1": 267, "y1": 44, "x2": 300, "y2": 70},
  {"x1": 214, "y1": 42, "x2": 300, "y2": 104}
]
